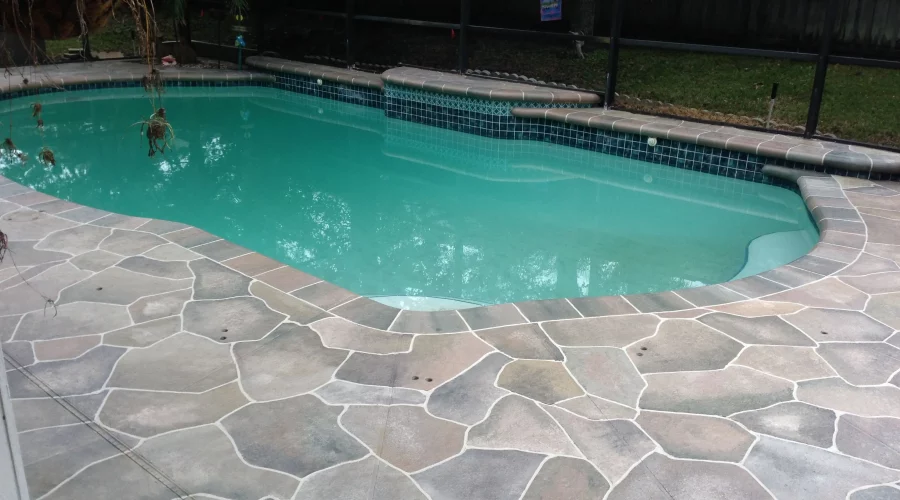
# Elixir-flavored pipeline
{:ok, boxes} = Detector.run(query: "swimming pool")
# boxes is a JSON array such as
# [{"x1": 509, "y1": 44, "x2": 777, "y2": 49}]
[{"x1": 0, "y1": 87, "x2": 817, "y2": 306}]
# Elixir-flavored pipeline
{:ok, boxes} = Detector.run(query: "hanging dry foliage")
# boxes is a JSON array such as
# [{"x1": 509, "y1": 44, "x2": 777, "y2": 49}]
[
  {"x1": 0, "y1": 229, "x2": 8, "y2": 263},
  {"x1": 135, "y1": 108, "x2": 175, "y2": 157},
  {"x1": 39, "y1": 147, "x2": 56, "y2": 166}
]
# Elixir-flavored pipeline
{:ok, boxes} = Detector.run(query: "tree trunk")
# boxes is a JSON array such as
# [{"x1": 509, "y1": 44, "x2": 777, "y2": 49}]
[
  {"x1": 0, "y1": 30, "x2": 47, "y2": 65},
  {"x1": 572, "y1": 0, "x2": 596, "y2": 36},
  {"x1": 570, "y1": 0, "x2": 596, "y2": 58},
  {"x1": 1, "y1": 0, "x2": 115, "y2": 40},
  {"x1": 171, "y1": 0, "x2": 198, "y2": 64}
]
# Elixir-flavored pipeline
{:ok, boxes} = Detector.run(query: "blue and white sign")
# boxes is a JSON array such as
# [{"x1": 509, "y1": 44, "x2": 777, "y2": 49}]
[{"x1": 540, "y1": 0, "x2": 562, "y2": 21}]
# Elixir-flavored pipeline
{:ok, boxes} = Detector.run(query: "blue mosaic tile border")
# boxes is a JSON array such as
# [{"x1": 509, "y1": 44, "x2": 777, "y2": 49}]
[
  {"x1": 379, "y1": 90, "x2": 897, "y2": 182},
  {"x1": 384, "y1": 85, "x2": 595, "y2": 139},
  {"x1": 384, "y1": 85, "x2": 590, "y2": 117},
  {"x1": 0, "y1": 79, "x2": 270, "y2": 101},
  {"x1": 272, "y1": 72, "x2": 383, "y2": 109},
  {"x1": 515, "y1": 119, "x2": 897, "y2": 182},
  {"x1": 383, "y1": 118, "x2": 802, "y2": 199}
]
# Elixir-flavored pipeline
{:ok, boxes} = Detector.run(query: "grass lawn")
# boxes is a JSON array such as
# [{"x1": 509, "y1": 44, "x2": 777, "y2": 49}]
[
  {"x1": 43, "y1": 22, "x2": 900, "y2": 148},
  {"x1": 466, "y1": 39, "x2": 900, "y2": 148}
]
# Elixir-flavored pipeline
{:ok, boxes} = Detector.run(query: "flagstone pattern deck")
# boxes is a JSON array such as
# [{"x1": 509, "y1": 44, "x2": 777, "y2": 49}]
[
  {"x1": 2, "y1": 60, "x2": 900, "y2": 499},
  {"x1": 3, "y1": 167, "x2": 900, "y2": 500}
]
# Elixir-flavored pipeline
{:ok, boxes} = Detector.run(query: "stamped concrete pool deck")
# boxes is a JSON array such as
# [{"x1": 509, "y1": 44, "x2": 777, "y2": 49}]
[
  {"x1": 3, "y1": 168, "x2": 900, "y2": 500},
  {"x1": 1, "y1": 61, "x2": 900, "y2": 500}
]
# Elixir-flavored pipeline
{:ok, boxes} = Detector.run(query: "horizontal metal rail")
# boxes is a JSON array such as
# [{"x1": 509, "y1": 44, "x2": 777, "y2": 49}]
[
  {"x1": 830, "y1": 55, "x2": 900, "y2": 70},
  {"x1": 469, "y1": 25, "x2": 609, "y2": 43},
  {"x1": 285, "y1": 7, "x2": 346, "y2": 18},
  {"x1": 354, "y1": 15, "x2": 459, "y2": 29},
  {"x1": 619, "y1": 38, "x2": 818, "y2": 62}
]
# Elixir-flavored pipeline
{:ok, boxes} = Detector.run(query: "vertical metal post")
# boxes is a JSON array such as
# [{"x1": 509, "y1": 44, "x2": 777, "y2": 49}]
[
  {"x1": 345, "y1": 0, "x2": 356, "y2": 67},
  {"x1": 253, "y1": 0, "x2": 266, "y2": 54},
  {"x1": 1, "y1": 354, "x2": 30, "y2": 500},
  {"x1": 805, "y1": 0, "x2": 839, "y2": 138},
  {"x1": 604, "y1": 0, "x2": 626, "y2": 109},
  {"x1": 458, "y1": 0, "x2": 471, "y2": 73},
  {"x1": 82, "y1": 33, "x2": 92, "y2": 61},
  {"x1": 217, "y1": 19, "x2": 222, "y2": 69}
]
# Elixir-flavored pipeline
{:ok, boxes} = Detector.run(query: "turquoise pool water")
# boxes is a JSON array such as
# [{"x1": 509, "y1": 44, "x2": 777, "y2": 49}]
[{"x1": 0, "y1": 87, "x2": 818, "y2": 306}]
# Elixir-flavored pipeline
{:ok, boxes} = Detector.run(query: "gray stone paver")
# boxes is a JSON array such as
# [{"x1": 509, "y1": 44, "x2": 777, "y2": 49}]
[
  {"x1": 746, "y1": 436, "x2": 900, "y2": 500},
  {"x1": 20, "y1": 423, "x2": 138, "y2": 498},
  {"x1": 636, "y1": 411, "x2": 754, "y2": 462},
  {"x1": 641, "y1": 366, "x2": 794, "y2": 416},
  {"x1": 102, "y1": 316, "x2": 180, "y2": 347},
  {"x1": 867, "y1": 292, "x2": 900, "y2": 329},
  {"x1": 541, "y1": 314, "x2": 659, "y2": 347},
  {"x1": 57, "y1": 267, "x2": 191, "y2": 305},
  {"x1": 128, "y1": 288, "x2": 192, "y2": 323},
  {"x1": 222, "y1": 395, "x2": 367, "y2": 478},
  {"x1": 412, "y1": 449, "x2": 545, "y2": 500},
  {"x1": 116, "y1": 255, "x2": 192, "y2": 279},
  {"x1": 817, "y1": 342, "x2": 900, "y2": 385},
  {"x1": 33, "y1": 335, "x2": 101, "y2": 361},
  {"x1": 555, "y1": 394, "x2": 637, "y2": 420},
  {"x1": 627, "y1": 319, "x2": 742, "y2": 373},
  {"x1": 311, "y1": 316, "x2": 413, "y2": 353},
  {"x1": 733, "y1": 345, "x2": 837, "y2": 380},
  {"x1": 315, "y1": 380, "x2": 426, "y2": 405},
  {"x1": 475, "y1": 323, "x2": 563, "y2": 360},
  {"x1": 850, "y1": 486, "x2": 900, "y2": 500},
  {"x1": 295, "y1": 456, "x2": 426, "y2": 500},
  {"x1": 16, "y1": 302, "x2": 131, "y2": 341},
  {"x1": 836, "y1": 415, "x2": 900, "y2": 469},
  {"x1": 343, "y1": 405, "x2": 466, "y2": 472},
  {"x1": 44, "y1": 425, "x2": 298, "y2": 500},
  {"x1": 107, "y1": 333, "x2": 236, "y2": 392},
  {"x1": 0, "y1": 262, "x2": 89, "y2": 315},
  {"x1": 468, "y1": 394, "x2": 579, "y2": 456},
  {"x1": 522, "y1": 456, "x2": 610, "y2": 499},
  {"x1": 249, "y1": 280, "x2": 329, "y2": 324},
  {"x1": 69, "y1": 249, "x2": 123, "y2": 271},
  {"x1": 183, "y1": 296, "x2": 285, "y2": 342},
  {"x1": 427, "y1": 352, "x2": 511, "y2": 424},
  {"x1": 545, "y1": 406, "x2": 656, "y2": 483},
  {"x1": 99, "y1": 382, "x2": 247, "y2": 437},
  {"x1": 8, "y1": 345, "x2": 126, "y2": 397},
  {"x1": 609, "y1": 453, "x2": 772, "y2": 500},
  {"x1": 838, "y1": 252, "x2": 900, "y2": 276},
  {"x1": 337, "y1": 332, "x2": 492, "y2": 390},
  {"x1": 732, "y1": 402, "x2": 837, "y2": 448},
  {"x1": 3, "y1": 155, "x2": 900, "y2": 499},
  {"x1": 498, "y1": 359, "x2": 584, "y2": 404},
  {"x1": 1, "y1": 240, "x2": 68, "y2": 267},
  {"x1": 784, "y1": 307, "x2": 896, "y2": 342},
  {"x1": 35, "y1": 224, "x2": 111, "y2": 255},
  {"x1": 564, "y1": 347, "x2": 644, "y2": 406},
  {"x1": 797, "y1": 378, "x2": 900, "y2": 417},
  {"x1": 98, "y1": 229, "x2": 166, "y2": 255},
  {"x1": 233, "y1": 323, "x2": 348, "y2": 401},
  {"x1": 189, "y1": 258, "x2": 251, "y2": 299},
  {"x1": 699, "y1": 313, "x2": 816, "y2": 346}
]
